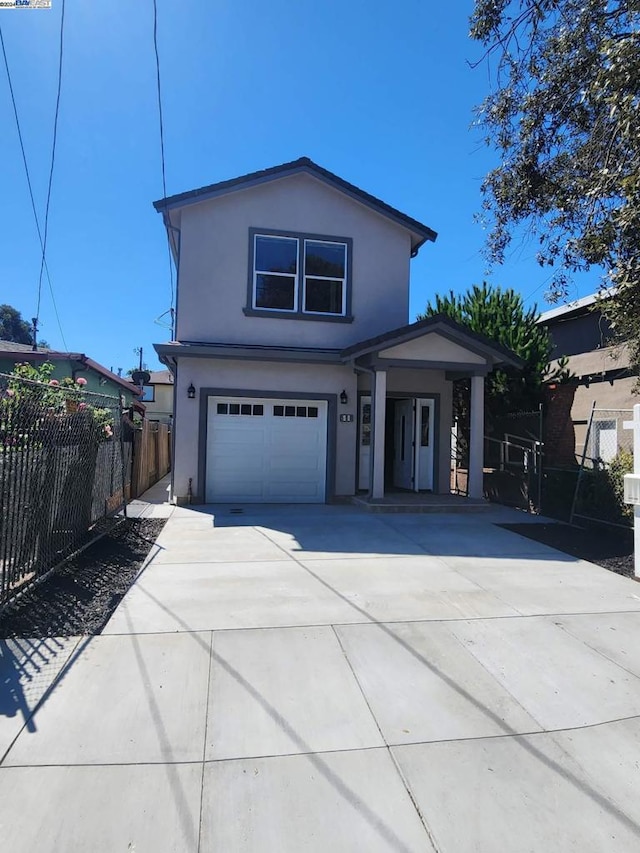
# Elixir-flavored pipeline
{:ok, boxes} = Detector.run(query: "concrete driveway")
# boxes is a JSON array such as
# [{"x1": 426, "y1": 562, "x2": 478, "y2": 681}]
[{"x1": 3, "y1": 498, "x2": 640, "y2": 852}]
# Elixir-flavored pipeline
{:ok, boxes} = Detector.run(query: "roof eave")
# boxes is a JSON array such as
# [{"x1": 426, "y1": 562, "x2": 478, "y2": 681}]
[
  {"x1": 341, "y1": 314, "x2": 523, "y2": 369},
  {"x1": 153, "y1": 157, "x2": 437, "y2": 246}
]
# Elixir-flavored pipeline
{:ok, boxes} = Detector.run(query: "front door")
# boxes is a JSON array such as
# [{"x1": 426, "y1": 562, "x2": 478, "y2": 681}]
[
  {"x1": 415, "y1": 398, "x2": 435, "y2": 491},
  {"x1": 393, "y1": 399, "x2": 414, "y2": 489},
  {"x1": 358, "y1": 395, "x2": 436, "y2": 493}
]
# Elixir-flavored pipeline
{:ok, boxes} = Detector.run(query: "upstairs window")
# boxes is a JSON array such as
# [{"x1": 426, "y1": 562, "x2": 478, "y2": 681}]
[
  {"x1": 303, "y1": 240, "x2": 346, "y2": 315},
  {"x1": 254, "y1": 235, "x2": 299, "y2": 311},
  {"x1": 250, "y1": 231, "x2": 350, "y2": 319}
]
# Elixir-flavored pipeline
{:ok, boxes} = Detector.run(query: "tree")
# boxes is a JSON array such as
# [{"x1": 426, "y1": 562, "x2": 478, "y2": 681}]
[
  {"x1": 0, "y1": 304, "x2": 33, "y2": 345},
  {"x1": 418, "y1": 283, "x2": 555, "y2": 420},
  {"x1": 469, "y1": 1, "x2": 640, "y2": 384}
]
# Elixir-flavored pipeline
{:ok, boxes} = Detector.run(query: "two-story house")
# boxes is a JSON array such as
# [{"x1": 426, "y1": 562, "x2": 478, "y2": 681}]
[{"x1": 153, "y1": 158, "x2": 519, "y2": 505}]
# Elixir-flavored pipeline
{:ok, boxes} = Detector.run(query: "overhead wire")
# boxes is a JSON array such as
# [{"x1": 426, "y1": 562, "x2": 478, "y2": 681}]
[
  {"x1": 0, "y1": 18, "x2": 68, "y2": 351},
  {"x1": 152, "y1": 0, "x2": 176, "y2": 336},
  {"x1": 35, "y1": 0, "x2": 67, "y2": 341}
]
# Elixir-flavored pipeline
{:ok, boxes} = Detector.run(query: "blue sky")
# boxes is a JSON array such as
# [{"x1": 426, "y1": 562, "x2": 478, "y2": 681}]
[{"x1": 0, "y1": 1, "x2": 597, "y2": 374}]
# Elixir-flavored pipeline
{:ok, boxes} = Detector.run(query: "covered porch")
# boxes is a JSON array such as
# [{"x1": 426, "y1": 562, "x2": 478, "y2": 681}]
[{"x1": 342, "y1": 315, "x2": 522, "y2": 502}]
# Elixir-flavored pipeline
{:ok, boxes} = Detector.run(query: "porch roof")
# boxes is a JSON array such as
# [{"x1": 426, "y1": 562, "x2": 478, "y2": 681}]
[
  {"x1": 340, "y1": 314, "x2": 523, "y2": 369},
  {"x1": 154, "y1": 315, "x2": 522, "y2": 375}
]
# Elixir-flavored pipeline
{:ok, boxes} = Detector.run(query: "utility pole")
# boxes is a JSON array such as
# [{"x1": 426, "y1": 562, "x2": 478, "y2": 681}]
[
  {"x1": 31, "y1": 317, "x2": 39, "y2": 351},
  {"x1": 134, "y1": 346, "x2": 143, "y2": 371}
]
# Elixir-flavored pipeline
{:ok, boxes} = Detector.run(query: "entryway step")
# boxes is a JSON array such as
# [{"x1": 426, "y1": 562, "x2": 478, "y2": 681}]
[{"x1": 351, "y1": 495, "x2": 491, "y2": 514}]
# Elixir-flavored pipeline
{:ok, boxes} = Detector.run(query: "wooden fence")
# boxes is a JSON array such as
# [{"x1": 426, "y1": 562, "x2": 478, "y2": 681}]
[{"x1": 131, "y1": 420, "x2": 171, "y2": 498}]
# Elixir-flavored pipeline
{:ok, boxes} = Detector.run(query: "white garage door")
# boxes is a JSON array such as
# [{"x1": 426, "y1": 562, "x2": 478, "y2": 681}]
[{"x1": 206, "y1": 397, "x2": 328, "y2": 503}]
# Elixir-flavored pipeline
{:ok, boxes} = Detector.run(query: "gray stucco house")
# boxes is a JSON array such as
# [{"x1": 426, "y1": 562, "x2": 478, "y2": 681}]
[{"x1": 153, "y1": 157, "x2": 518, "y2": 504}]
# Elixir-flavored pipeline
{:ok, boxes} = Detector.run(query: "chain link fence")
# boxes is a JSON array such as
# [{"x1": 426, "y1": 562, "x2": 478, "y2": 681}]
[
  {"x1": 570, "y1": 406, "x2": 634, "y2": 529},
  {"x1": 0, "y1": 371, "x2": 129, "y2": 608}
]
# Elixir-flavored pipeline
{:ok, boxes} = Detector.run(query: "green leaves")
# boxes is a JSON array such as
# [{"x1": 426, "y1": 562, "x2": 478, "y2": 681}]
[
  {"x1": 471, "y1": 0, "x2": 640, "y2": 385},
  {"x1": 419, "y1": 283, "x2": 553, "y2": 418}
]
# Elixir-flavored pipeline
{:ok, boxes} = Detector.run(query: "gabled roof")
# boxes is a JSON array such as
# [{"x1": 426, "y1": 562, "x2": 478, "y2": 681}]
[
  {"x1": 341, "y1": 314, "x2": 523, "y2": 367},
  {"x1": 153, "y1": 157, "x2": 437, "y2": 253},
  {"x1": 0, "y1": 343, "x2": 142, "y2": 396}
]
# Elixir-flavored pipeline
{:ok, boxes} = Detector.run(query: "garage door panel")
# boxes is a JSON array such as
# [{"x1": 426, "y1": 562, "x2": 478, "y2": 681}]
[
  {"x1": 211, "y1": 453, "x2": 264, "y2": 474},
  {"x1": 209, "y1": 479, "x2": 265, "y2": 498},
  {"x1": 269, "y1": 453, "x2": 322, "y2": 472},
  {"x1": 269, "y1": 438, "x2": 322, "y2": 456},
  {"x1": 206, "y1": 398, "x2": 327, "y2": 503},
  {"x1": 267, "y1": 481, "x2": 323, "y2": 498}
]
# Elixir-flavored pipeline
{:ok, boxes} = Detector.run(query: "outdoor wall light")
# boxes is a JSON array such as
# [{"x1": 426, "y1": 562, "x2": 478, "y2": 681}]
[
  {"x1": 187, "y1": 383, "x2": 196, "y2": 399},
  {"x1": 340, "y1": 389, "x2": 348, "y2": 405}
]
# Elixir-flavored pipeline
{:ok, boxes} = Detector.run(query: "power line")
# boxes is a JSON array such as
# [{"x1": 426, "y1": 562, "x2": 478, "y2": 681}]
[
  {"x1": 0, "y1": 22, "x2": 68, "y2": 351},
  {"x1": 152, "y1": 0, "x2": 175, "y2": 335},
  {"x1": 36, "y1": 0, "x2": 66, "y2": 331}
]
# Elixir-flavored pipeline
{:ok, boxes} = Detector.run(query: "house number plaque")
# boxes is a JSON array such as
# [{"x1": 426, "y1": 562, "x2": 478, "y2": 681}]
[{"x1": 339, "y1": 414, "x2": 354, "y2": 423}]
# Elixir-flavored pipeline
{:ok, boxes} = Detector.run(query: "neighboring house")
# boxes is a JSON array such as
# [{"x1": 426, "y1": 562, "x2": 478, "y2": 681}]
[
  {"x1": 539, "y1": 293, "x2": 637, "y2": 464},
  {"x1": 140, "y1": 370, "x2": 174, "y2": 423},
  {"x1": 0, "y1": 341, "x2": 144, "y2": 411},
  {"x1": 153, "y1": 157, "x2": 520, "y2": 504}
]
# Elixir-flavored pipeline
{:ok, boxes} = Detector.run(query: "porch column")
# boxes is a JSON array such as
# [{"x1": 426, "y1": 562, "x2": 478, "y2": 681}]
[
  {"x1": 468, "y1": 374, "x2": 484, "y2": 499},
  {"x1": 371, "y1": 369, "x2": 387, "y2": 499}
]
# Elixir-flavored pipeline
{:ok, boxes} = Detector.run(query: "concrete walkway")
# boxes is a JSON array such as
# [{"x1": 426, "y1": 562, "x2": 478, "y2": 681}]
[{"x1": 3, "y1": 485, "x2": 640, "y2": 851}]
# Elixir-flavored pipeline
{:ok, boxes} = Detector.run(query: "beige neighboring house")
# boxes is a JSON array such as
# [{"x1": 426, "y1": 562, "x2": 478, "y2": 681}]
[
  {"x1": 152, "y1": 157, "x2": 520, "y2": 504},
  {"x1": 539, "y1": 293, "x2": 638, "y2": 463},
  {"x1": 140, "y1": 370, "x2": 174, "y2": 423}
]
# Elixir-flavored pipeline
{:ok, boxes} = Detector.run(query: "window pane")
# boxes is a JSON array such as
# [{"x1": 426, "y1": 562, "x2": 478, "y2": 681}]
[
  {"x1": 308, "y1": 406, "x2": 318, "y2": 418},
  {"x1": 217, "y1": 403, "x2": 228, "y2": 414},
  {"x1": 253, "y1": 405, "x2": 264, "y2": 416},
  {"x1": 305, "y1": 242, "x2": 345, "y2": 278},
  {"x1": 274, "y1": 405, "x2": 284, "y2": 416},
  {"x1": 305, "y1": 278, "x2": 343, "y2": 314},
  {"x1": 255, "y1": 236, "x2": 297, "y2": 274},
  {"x1": 141, "y1": 386, "x2": 154, "y2": 402},
  {"x1": 296, "y1": 407, "x2": 307, "y2": 417},
  {"x1": 229, "y1": 404, "x2": 240, "y2": 415},
  {"x1": 421, "y1": 406, "x2": 430, "y2": 446},
  {"x1": 284, "y1": 406, "x2": 295, "y2": 417},
  {"x1": 255, "y1": 274, "x2": 295, "y2": 310},
  {"x1": 241, "y1": 404, "x2": 252, "y2": 415}
]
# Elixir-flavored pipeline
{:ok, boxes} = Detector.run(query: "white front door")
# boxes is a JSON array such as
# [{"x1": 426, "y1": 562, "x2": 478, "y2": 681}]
[
  {"x1": 415, "y1": 398, "x2": 435, "y2": 491},
  {"x1": 393, "y1": 399, "x2": 414, "y2": 489},
  {"x1": 206, "y1": 397, "x2": 328, "y2": 503}
]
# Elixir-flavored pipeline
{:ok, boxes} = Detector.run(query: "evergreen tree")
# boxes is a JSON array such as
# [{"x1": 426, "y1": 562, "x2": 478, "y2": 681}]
[{"x1": 419, "y1": 283, "x2": 553, "y2": 419}]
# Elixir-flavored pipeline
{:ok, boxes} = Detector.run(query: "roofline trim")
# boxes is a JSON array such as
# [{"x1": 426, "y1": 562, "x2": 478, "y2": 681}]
[
  {"x1": 340, "y1": 314, "x2": 523, "y2": 368},
  {"x1": 153, "y1": 157, "x2": 437, "y2": 249}
]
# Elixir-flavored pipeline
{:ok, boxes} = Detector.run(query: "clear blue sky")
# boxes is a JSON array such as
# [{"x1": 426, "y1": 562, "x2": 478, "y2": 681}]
[{"x1": 0, "y1": 1, "x2": 597, "y2": 375}]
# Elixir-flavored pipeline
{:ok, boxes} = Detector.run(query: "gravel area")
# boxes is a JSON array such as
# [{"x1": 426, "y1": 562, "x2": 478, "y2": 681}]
[
  {"x1": 500, "y1": 522, "x2": 635, "y2": 578},
  {"x1": 0, "y1": 518, "x2": 166, "y2": 639}
]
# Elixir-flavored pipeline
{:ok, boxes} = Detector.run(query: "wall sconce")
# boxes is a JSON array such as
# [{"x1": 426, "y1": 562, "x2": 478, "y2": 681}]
[
  {"x1": 340, "y1": 389, "x2": 348, "y2": 405},
  {"x1": 187, "y1": 383, "x2": 196, "y2": 399}
]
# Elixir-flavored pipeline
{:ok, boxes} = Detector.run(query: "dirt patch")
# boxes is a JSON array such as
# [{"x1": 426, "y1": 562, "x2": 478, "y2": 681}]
[
  {"x1": 0, "y1": 518, "x2": 166, "y2": 639},
  {"x1": 499, "y1": 522, "x2": 635, "y2": 578}
]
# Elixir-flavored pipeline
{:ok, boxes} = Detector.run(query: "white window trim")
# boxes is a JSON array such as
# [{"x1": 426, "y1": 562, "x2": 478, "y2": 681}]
[
  {"x1": 302, "y1": 238, "x2": 347, "y2": 316},
  {"x1": 252, "y1": 234, "x2": 299, "y2": 312},
  {"x1": 251, "y1": 233, "x2": 348, "y2": 318}
]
